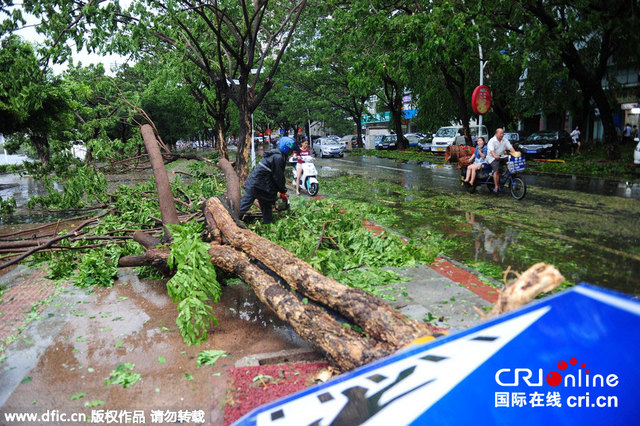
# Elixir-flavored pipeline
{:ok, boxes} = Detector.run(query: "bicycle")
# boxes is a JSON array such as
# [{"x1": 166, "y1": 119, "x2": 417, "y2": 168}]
[{"x1": 461, "y1": 156, "x2": 527, "y2": 200}]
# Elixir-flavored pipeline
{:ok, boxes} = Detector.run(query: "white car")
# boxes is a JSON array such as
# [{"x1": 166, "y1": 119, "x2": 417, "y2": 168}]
[
  {"x1": 634, "y1": 137, "x2": 640, "y2": 165},
  {"x1": 431, "y1": 125, "x2": 488, "y2": 153},
  {"x1": 313, "y1": 137, "x2": 344, "y2": 158}
]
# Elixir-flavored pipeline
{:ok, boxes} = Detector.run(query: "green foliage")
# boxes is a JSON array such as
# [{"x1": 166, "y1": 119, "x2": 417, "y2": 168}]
[
  {"x1": 166, "y1": 222, "x2": 221, "y2": 345},
  {"x1": 105, "y1": 363, "x2": 141, "y2": 388},
  {"x1": 27, "y1": 166, "x2": 108, "y2": 209},
  {"x1": 352, "y1": 149, "x2": 446, "y2": 164},
  {"x1": 196, "y1": 349, "x2": 227, "y2": 367},
  {"x1": 75, "y1": 247, "x2": 119, "y2": 288},
  {"x1": 251, "y1": 197, "x2": 438, "y2": 300},
  {"x1": 0, "y1": 196, "x2": 17, "y2": 215}
]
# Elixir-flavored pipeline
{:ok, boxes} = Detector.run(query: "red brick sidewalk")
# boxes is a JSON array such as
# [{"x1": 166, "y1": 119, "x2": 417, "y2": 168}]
[
  {"x1": 0, "y1": 268, "x2": 61, "y2": 343},
  {"x1": 430, "y1": 257, "x2": 500, "y2": 303}
]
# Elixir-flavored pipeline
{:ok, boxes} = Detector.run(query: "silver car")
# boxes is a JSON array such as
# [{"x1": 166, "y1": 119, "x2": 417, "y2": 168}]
[{"x1": 313, "y1": 137, "x2": 345, "y2": 158}]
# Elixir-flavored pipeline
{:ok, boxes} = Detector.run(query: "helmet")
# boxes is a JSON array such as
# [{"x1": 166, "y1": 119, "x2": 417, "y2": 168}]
[{"x1": 277, "y1": 137, "x2": 295, "y2": 154}]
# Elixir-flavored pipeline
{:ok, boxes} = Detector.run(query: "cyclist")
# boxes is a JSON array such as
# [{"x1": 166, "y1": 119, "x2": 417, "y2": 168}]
[{"x1": 485, "y1": 128, "x2": 519, "y2": 194}]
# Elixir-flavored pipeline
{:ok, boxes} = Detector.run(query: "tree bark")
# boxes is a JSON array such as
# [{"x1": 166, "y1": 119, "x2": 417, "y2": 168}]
[
  {"x1": 217, "y1": 158, "x2": 241, "y2": 219},
  {"x1": 141, "y1": 124, "x2": 180, "y2": 234},
  {"x1": 209, "y1": 244, "x2": 394, "y2": 371},
  {"x1": 204, "y1": 197, "x2": 433, "y2": 348}
]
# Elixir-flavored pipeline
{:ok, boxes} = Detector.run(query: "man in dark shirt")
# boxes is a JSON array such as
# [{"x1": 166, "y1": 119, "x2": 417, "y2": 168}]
[{"x1": 239, "y1": 137, "x2": 295, "y2": 224}]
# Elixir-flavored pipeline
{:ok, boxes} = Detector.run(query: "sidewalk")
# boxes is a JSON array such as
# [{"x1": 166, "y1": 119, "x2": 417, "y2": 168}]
[{"x1": 0, "y1": 255, "x2": 499, "y2": 425}]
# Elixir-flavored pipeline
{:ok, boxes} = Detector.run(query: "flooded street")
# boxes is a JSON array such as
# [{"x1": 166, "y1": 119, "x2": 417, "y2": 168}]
[{"x1": 314, "y1": 154, "x2": 640, "y2": 295}]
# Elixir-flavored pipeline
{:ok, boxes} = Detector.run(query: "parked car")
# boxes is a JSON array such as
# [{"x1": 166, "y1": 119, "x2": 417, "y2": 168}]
[
  {"x1": 504, "y1": 132, "x2": 520, "y2": 143},
  {"x1": 634, "y1": 136, "x2": 640, "y2": 165},
  {"x1": 405, "y1": 133, "x2": 425, "y2": 147},
  {"x1": 431, "y1": 125, "x2": 488, "y2": 153},
  {"x1": 376, "y1": 134, "x2": 408, "y2": 150},
  {"x1": 373, "y1": 135, "x2": 385, "y2": 149},
  {"x1": 313, "y1": 137, "x2": 344, "y2": 158},
  {"x1": 419, "y1": 132, "x2": 434, "y2": 151},
  {"x1": 518, "y1": 130, "x2": 572, "y2": 159},
  {"x1": 339, "y1": 134, "x2": 360, "y2": 149}
]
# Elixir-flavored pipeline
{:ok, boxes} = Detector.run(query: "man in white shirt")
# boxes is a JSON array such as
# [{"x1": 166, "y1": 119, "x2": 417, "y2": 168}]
[
  {"x1": 570, "y1": 126, "x2": 581, "y2": 154},
  {"x1": 486, "y1": 128, "x2": 518, "y2": 193}
]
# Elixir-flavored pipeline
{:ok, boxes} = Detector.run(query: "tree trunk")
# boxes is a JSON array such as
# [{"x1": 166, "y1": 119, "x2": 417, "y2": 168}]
[
  {"x1": 209, "y1": 244, "x2": 395, "y2": 371},
  {"x1": 215, "y1": 119, "x2": 228, "y2": 160},
  {"x1": 440, "y1": 65, "x2": 472, "y2": 146},
  {"x1": 31, "y1": 133, "x2": 50, "y2": 167},
  {"x1": 217, "y1": 158, "x2": 241, "y2": 218},
  {"x1": 204, "y1": 197, "x2": 433, "y2": 348},
  {"x1": 141, "y1": 124, "x2": 180, "y2": 234},
  {"x1": 236, "y1": 101, "x2": 253, "y2": 184}
]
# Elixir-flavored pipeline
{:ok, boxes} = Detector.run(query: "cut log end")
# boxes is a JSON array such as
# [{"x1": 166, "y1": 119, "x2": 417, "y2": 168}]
[{"x1": 489, "y1": 262, "x2": 565, "y2": 317}]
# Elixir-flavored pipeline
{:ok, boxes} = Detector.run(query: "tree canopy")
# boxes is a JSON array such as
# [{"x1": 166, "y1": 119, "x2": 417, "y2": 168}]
[{"x1": 1, "y1": 0, "x2": 638, "y2": 162}]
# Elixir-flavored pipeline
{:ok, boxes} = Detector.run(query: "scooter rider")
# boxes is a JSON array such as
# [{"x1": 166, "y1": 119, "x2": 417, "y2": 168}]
[
  {"x1": 292, "y1": 137, "x2": 311, "y2": 195},
  {"x1": 239, "y1": 136, "x2": 296, "y2": 224},
  {"x1": 486, "y1": 128, "x2": 519, "y2": 193}
]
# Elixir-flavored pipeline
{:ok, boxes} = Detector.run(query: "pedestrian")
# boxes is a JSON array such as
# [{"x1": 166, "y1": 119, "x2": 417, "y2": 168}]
[
  {"x1": 570, "y1": 125, "x2": 581, "y2": 154},
  {"x1": 485, "y1": 128, "x2": 519, "y2": 194},
  {"x1": 623, "y1": 123, "x2": 632, "y2": 145},
  {"x1": 238, "y1": 136, "x2": 295, "y2": 224}
]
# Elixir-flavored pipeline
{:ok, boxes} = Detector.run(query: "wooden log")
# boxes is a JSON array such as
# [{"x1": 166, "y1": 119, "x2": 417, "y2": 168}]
[
  {"x1": 141, "y1": 124, "x2": 180, "y2": 233},
  {"x1": 488, "y1": 263, "x2": 564, "y2": 317},
  {"x1": 209, "y1": 244, "x2": 394, "y2": 371},
  {"x1": 118, "y1": 248, "x2": 171, "y2": 276},
  {"x1": 204, "y1": 197, "x2": 433, "y2": 347}
]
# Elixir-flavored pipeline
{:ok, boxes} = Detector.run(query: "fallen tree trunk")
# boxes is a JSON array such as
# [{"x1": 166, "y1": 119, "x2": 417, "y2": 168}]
[
  {"x1": 209, "y1": 244, "x2": 394, "y2": 371},
  {"x1": 141, "y1": 124, "x2": 180, "y2": 234},
  {"x1": 204, "y1": 196, "x2": 433, "y2": 348}
]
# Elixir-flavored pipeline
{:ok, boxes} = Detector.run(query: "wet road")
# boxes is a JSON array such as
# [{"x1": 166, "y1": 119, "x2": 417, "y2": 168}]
[
  {"x1": 312, "y1": 154, "x2": 640, "y2": 295},
  {"x1": 320, "y1": 155, "x2": 640, "y2": 200}
]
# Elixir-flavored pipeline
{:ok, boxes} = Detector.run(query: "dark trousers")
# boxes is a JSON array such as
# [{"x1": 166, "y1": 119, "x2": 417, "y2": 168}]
[{"x1": 239, "y1": 188, "x2": 274, "y2": 224}]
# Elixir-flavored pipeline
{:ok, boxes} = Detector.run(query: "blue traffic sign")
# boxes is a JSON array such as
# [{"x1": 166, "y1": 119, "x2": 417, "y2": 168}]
[{"x1": 233, "y1": 285, "x2": 640, "y2": 425}]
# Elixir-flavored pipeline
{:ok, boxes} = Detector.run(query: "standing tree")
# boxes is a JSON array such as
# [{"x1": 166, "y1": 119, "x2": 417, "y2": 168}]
[
  {"x1": 114, "y1": 0, "x2": 308, "y2": 181},
  {"x1": 0, "y1": 35, "x2": 74, "y2": 167},
  {"x1": 502, "y1": 0, "x2": 640, "y2": 159}
]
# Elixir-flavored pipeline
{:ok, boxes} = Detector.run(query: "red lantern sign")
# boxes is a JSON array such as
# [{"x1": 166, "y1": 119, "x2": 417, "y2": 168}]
[{"x1": 471, "y1": 85, "x2": 492, "y2": 115}]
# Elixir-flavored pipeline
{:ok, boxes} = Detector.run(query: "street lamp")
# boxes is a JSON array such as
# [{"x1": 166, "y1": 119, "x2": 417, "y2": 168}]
[
  {"x1": 474, "y1": 20, "x2": 488, "y2": 130},
  {"x1": 250, "y1": 69, "x2": 259, "y2": 167}
]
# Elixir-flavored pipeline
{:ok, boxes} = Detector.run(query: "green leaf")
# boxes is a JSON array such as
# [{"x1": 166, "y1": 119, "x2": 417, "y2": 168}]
[
  {"x1": 157, "y1": 356, "x2": 166, "y2": 364},
  {"x1": 196, "y1": 350, "x2": 227, "y2": 367},
  {"x1": 70, "y1": 392, "x2": 86, "y2": 400},
  {"x1": 105, "y1": 363, "x2": 140, "y2": 388}
]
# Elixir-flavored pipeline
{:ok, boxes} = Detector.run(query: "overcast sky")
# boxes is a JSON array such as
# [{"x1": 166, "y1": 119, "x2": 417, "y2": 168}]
[{"x1": 10, "y1": 5, "x2": 128, "y2": 76}]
